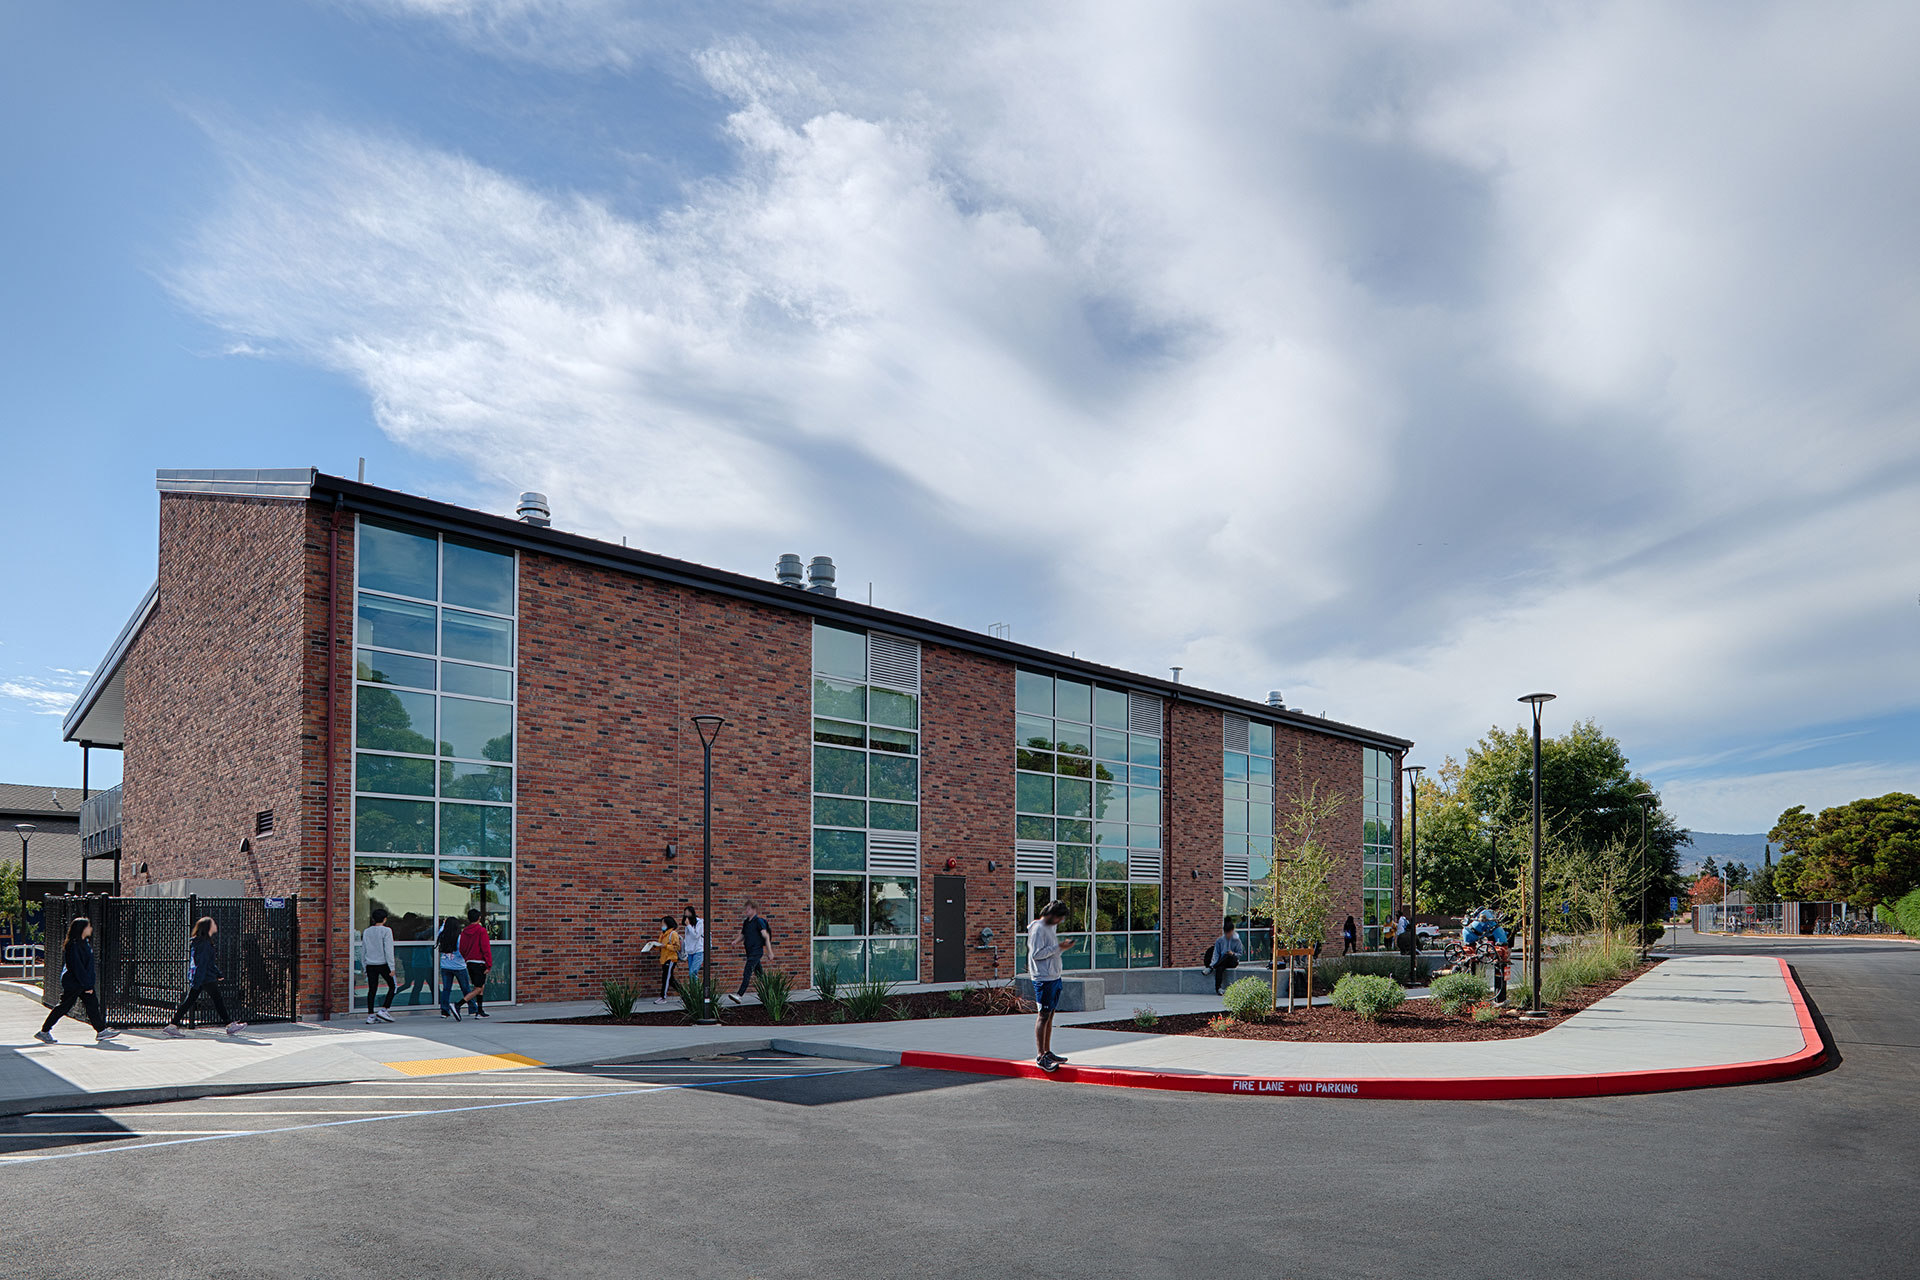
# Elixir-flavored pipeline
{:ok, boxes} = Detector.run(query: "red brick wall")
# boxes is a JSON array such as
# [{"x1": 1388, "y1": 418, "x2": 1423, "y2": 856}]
[
  {"x1": 1164, "y1": 700, "x2": 1225, "y2": 968},
  {"x1": 304, "y1": 502, "x2": 354, "y2": 1018},
  {"x1": 918, "y1": 643, "x2": 1013, "y2": 982},
  {"x1": 513, "y1": 552, "x2": 812, "y2": 1001},
  {"x1": 1272, "y1": 723, "x2": 1366, "y2": 948},
  {"x1": 123, "y1": 494, "x2": 314, "y2": 900}
]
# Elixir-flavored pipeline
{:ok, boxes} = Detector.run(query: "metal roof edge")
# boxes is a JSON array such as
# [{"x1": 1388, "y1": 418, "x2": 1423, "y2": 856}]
[
  {"x1": 156, "y1": 468, "x2": 316, "y2": 500},
  {"x1": 308, "y1": 473, "x2": 1415, "y2": 754},
  {"x1": 61, "y1": 582, "x2": 158, "y2": 744}
]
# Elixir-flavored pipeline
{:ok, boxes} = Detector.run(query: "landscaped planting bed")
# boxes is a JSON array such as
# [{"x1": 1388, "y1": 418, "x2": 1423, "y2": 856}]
[
  {"x1": 532, "y1": 985, "x2": 1032, "y2": 1028},
  {"x1": 1079, "y1": 960, "x2": 1661, "y2": 1044}
]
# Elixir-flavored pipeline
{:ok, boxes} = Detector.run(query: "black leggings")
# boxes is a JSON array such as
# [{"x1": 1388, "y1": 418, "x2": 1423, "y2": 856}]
[
  {"x1": 172, "y1": 982, "x2": 231, "y2": 1026},
  {"x1": 660, "y1": 960, "x2": 678, "y2": 999},
  {"x1": 366, "y1": 963, "x2": 396, "y2": 1011},
  {"x1": 42, "y1": 986, "x2": 106, "y2": 1034}
]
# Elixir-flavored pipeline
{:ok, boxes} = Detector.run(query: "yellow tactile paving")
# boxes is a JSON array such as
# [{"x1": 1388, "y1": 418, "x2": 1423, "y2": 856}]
[{"x1": 384, "y1": 1052, "x2": 545, "y2": 1077}]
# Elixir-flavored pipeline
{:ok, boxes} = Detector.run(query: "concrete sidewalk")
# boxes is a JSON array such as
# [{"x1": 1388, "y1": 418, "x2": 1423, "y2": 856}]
[{"x1": 0, "y1": 955, "x2": 1816, "y2": 1112}]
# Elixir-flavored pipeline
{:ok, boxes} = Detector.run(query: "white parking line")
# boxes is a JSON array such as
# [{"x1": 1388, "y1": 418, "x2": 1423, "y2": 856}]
[{"x1": 0, "y1": 1066, "x2": 882, "y2": 1167}]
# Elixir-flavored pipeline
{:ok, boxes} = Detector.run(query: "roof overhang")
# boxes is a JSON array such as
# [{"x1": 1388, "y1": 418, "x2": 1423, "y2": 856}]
[{"x1": 61, "y1": 582, "x2": 157, "y2": 748}]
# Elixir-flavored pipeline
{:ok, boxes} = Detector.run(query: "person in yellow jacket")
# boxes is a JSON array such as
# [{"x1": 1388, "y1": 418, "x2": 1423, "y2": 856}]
[{"x1": 642, "y1": 915, "x2": 683, "y2": 1004}]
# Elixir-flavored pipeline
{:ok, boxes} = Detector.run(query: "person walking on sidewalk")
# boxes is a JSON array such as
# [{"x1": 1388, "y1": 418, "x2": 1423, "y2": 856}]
[
  {"x1": 729, "y1": 902, "x2": 773, "y2": 1004},
  {"x1": 162, "y1": 916, "x2": 246, "y2": 1037},
  {"x1": 459, "y1": 908, "x2": 493, "y2": 1018},
  {"x1": 1341, "y1": 915, "x2": 1358, "y2": 955},
  {"x1": 363, "y1": 907, "x2": 398, "y2": 1023},
  {"x1": 1207, "y1": 919, "x2": 1243, "y2": 995},
  {"x1": 35, "y1": 917, "x2": 119, "y2": 1044},
  {"x1": 1028, "y1": 900, "x2": 1074, "y2": 1072},
  {"x1": 437, "y1": 916, "x2": 473, "y2": 1020},
  {"x1": 1395, "y1": 909, "x2": 1418, "y2": 983},
  {"x1": 681, "y1": 907, "x2": 705, "y2": 981},
  {"x1": 642, "y1": 915, "x2": 682, "y2": 1003}
]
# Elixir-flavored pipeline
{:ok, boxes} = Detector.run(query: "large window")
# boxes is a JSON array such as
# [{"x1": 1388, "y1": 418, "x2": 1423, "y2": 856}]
[
  {"x1": 812, "y1": 623, "x2": 922, "y2": 985},
  {"x1": 1013, "y1": 670, "x2": 1162, "y2": 973},
  {"x1": 1362, "y1": 747, "x2": 1396, "y2": 949},
  {"x1": 1222, "y1": 713, "x2": 1276, "y2": 962},
  {"x1": 352, "y1": 517, "x2": 517, "y2": 1006}
]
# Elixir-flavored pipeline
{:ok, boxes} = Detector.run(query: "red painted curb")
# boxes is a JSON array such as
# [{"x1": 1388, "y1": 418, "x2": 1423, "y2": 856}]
[{"x1": 899, "y1": 958, "x2": 1825, "y2": 1100}]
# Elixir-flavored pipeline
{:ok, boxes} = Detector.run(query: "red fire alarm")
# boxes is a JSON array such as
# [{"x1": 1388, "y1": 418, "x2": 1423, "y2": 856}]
[{"x1": 944, "y1": 857, "x2": 958, "y2": 871}]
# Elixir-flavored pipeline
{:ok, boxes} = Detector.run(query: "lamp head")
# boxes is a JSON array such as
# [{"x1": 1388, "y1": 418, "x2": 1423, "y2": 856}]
[
  {"x1": 691, "y1": 714, "x2": 726, "y2": 748},
  {"x1": 12, "y1": 823, "x2": 34, "y2": 836},
  {"x1": 1634, "y1": 792, "x2": 1659, "y2": 810},
  {"x1": 1518, "y1": 692, "x2": 1556, "y2": 706}
]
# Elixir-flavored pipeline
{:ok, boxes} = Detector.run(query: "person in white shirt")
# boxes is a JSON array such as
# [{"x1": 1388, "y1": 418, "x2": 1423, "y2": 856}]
[
  {"x1": 681, "y1": 907, "x2": 705, "y2": 980},
  {"x1": 1027, "y1": 900, "x2": 1076, "y2": 1072},
  {"x1": 362, "y1": 908, "x2": 398, "y2": 1023}
]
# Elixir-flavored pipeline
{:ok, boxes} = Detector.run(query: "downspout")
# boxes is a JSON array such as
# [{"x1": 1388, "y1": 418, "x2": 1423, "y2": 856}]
[{"x1": 322, "y1": 494, "x2": 343, "y2": 1022}]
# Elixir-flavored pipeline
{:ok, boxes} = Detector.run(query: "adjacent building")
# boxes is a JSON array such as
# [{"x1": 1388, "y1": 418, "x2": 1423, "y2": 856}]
[{"x1": 61, "y1": 469, "x2": 1411, "y2": 1018}]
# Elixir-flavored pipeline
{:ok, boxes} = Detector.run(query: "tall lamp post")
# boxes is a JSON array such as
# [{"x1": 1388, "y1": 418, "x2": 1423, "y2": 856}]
[
  {"x1": 12, "y1": 824, "x2": 33, "y2": 940},
  {"x1": 691, "y1": 715, "x2": 726, "y2": 1026},
  {"x1": 1635, "y1": 792, "x2": 1659, "y2": 962},
  {"x1": 1518, "y1": 694, "x2": 1555, "y2": 1017},
  {"x1": 1403, "y1": 764, "x2": 1425, "y2": 963}
]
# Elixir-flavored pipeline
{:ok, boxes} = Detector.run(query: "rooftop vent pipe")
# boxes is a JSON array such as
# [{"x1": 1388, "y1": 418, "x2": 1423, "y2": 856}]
[
  {"x1": 516, "y1": 492, "x2": 551, "y2": 527},
  {"x1": 1267, "y1": 690, "x2": 1286, "y2": 709},
  {"x1": 776, "y1": 553, "x2": 805, "y2": 588},
  {"x1": 807, "y1": 556, "x2": 837, "y2": 597}
]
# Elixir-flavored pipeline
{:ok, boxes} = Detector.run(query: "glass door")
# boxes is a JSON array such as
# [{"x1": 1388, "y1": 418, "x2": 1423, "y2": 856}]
[{"x1": 1015, "y1": 879, "x2": 1055, "y2": 975}]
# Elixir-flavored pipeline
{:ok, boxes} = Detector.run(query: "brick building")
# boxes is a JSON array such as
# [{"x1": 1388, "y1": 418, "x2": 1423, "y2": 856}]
[{"x1": 62, "y1": 469, "x2": 1410, "y2": 1018}]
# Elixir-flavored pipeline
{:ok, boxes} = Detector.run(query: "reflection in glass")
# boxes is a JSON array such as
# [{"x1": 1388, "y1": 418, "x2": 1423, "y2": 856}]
[
  {"x1": 1129, "y1": 884, "x2": 1160, "y2": 932},
  {"x1": 813, "y1": 624, "x2": 866, "y2": 681},
  {"x1": 357, "y1": 753, "x2": 435, "y2": 797},
  {"x1": 354, "y1": 857, "x2": 434, "y2": 936},
  {"x1": 1094, "y1": 932, "x2": 1125, "y2": 969},
  {"x1": 813, "y1": 938, "x2": 865, "y2": 986},
  {"x1": 1053, "y1": 679, "x2": 1091, "y2": 723},
  {"x1": 1016, "y1": 773, "x2": 1053, "y2": 815},
  {"x1": 442, "y1": 610, "x2": 513, "y2": 667},
  {"x1": 1055, "y1": 777, "x2": 1091, "y2": 818},
  {"x1": 359, "y1": 520, "x2": 439, "y2": 600},
  {"x1": 440, "y1": 803, "x2": 513, "y2": 859},
  {"x1": 1056, "y1": 845, "x2": 1090, "y2": 878},
  {"x1": 869, "y1": 937, "x2": 917, "y2": 983},
  {"x1": 813, "y1": 829, "x2": 865, "y2": 871},
  {"x1": 438, "y1": 859, "x2": 512, "y2": 936},
  {"x1": 814, "y1": 746, "x2": 865, "y2": 796},
  {"x1": 441, "y1": 537, "x2": 514, "y2": 614},
  {"x1": 441, "y1": 762, "x2": 512, "y2": 802},
  {"x1": 814, "y1": 719, "x2": 865, "y2": 749},
  {"x1": 440, "y1": 696, "x2": 513, "y2": 761},
  {"x1": 1095, "y1": 884, "x2": 1126, "y2": 931},
  {"x1": 354, "y1": 798, "x2": 433, "y2": 855},
  {"x1": 1093, "y1": 687, "x2": 1128, "y2": 729},
  {"x1": 357, "y1": 649, "x2": 434, "y2": 690},
  {"x1": 869, "y1": 802, "x2": 918, "y2": 831},
  {"x1": 868, "y1": 727, "x2": 916, "y2": 754},
  {"x1": 869, "y1": 756, "x2": 917, "y2": 802},
  {"x1": 813, "y1": 678, "x2": 865, "y2": 721},
  {"x1": 869, "y1": 688, "x2": 918, "y2": 730},
  {"x1": 1015, "y1": 670, "x2": 1053, "y2": 715},
  {"x1": 813, "y1": 797, "x2": 866, "y2": 829},
  {"x1": 356, "y1": 686, "x2": 435, "y2": 754},
  {"x1": 441, "y1": 662, "x2": 513, "y2": 701},
  {"x1": 869, "y1": 876, "x2": 918, "y2": 934},
  {"x1": 813, "y1": 877, "x2": 865, "y2": 936},
  {"x1": 357, "y1": 595, "x2": 437, "y2": 655}
]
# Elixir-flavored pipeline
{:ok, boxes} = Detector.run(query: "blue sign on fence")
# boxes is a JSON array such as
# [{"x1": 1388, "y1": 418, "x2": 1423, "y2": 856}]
[{"x1": 264, "y1": 897, "x2": 286, "y2": 910}]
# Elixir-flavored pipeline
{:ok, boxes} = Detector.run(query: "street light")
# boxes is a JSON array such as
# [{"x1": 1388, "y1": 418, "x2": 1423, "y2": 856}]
[
  {"x1": 1518, "y1": 694, "x2": 1555, "y2": 1017},
  {"x1": 1404, "y1": 764, "x2": 1425, "y2": 980},
  {"x1": 1634, "y1": 792, "x2": 1659, "y2": 961},
  {"x1": 691, "y1": 715, "x2": 726, "y2": 1026},
  {"x1": 12, "y1": 824, "x2": 33, "y2": 944}
]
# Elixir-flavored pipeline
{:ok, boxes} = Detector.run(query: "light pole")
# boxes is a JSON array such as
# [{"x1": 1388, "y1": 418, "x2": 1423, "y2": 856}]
[
  {"x1": 1404, "y1": 764, "x2": 1425, "y2": 977},
  {"x1": 12, "y1": 824, "x2": 33, "y2": 940},
  {"x1": 1518, "y1": 694, "x2": 1555, "y2": 1017},
  {"x1": 1635, "y1": 792, "x2": 1658, "y2": 961},
  {"x1": 691, "y1": 715, "x2": 726, "y2": 1026}
]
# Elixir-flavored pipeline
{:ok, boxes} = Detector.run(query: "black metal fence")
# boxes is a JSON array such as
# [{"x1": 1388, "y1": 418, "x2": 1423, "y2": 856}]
[{"x1": 40, "y1": 894, "x2": 301, "y2": 1027}]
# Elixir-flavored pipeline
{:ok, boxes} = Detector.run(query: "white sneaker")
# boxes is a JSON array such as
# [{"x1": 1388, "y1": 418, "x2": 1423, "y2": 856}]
[
  {"x1": 162, "y1": 1023, "x2": 186, "y2": 1038},
  {"x1": 225, "y1": 1021, "x2": 247, "y2": 1035},
  {"x1": 96, "y1": 1029, "x2": 121, "y2": 1042},
  {"x1": 366, "y1": 1015, "x2": 379, "y2": 1024},
  {"x1": 375, "y1": 1009, "x2": 395, "y2": 1023}
]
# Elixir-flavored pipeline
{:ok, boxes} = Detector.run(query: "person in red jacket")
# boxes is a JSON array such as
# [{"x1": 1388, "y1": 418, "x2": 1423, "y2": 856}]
[{"x1": 458, "y1": 908, "x2": 494, "y2": 1019}]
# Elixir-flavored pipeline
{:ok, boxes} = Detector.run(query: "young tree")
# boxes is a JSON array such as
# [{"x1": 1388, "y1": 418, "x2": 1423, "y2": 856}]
[{"x1": 1257, "y1": 764, "x2": 1346, "y2": 1010}]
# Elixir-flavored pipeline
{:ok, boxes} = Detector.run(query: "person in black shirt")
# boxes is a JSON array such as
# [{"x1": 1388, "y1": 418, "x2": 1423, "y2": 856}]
[
  {"x1": 729, "y1": 901, "x2": 774, "y2": 1003},
  {"x1": 36, "y1": 917, "x2": 118, "y2": 1043},
  {"x1": 163, "y1": 916, "x2": 247, "y2": 1036}
]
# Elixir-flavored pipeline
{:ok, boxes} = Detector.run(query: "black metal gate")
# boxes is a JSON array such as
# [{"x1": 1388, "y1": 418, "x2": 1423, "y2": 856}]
[{"x1": 40, "y1": 894, "x2": 301, "y2": 1027}]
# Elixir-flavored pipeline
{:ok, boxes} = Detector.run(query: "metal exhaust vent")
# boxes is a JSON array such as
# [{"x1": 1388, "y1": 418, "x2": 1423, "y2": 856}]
[{"x1": 516, "y1": 492, "x2": 551, "y2": 526}]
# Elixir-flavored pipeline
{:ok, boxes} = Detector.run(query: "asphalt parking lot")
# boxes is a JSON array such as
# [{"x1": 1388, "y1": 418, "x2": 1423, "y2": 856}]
[{"x1": 1, "y1": 934, "x2": 1913, "y2": 1280}]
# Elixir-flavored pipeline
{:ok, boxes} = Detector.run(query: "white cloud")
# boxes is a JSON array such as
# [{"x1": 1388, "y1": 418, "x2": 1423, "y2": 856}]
[
  {"x1": 178, "y1": 1, "x2": 1920, "y2": 835},
  {"x1": 0, "y1": 671, "x2": 86, "y2": 717},
  {"x1": 1658, "y1": 761, "x2": 1920, "y2": 835}
]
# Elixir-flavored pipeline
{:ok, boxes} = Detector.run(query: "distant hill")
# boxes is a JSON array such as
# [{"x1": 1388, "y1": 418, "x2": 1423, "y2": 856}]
[{"x1": 1681, "y1": 832, "x2": 1773, "y2": 875}]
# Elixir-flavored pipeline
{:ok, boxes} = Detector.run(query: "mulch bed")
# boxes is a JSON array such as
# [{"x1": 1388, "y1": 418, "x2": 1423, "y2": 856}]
[
  {"x1": 530, "y1": 987, "x2": 1030, "y2": 1028},
  {"x1": 1078, "y1": 961, "x2": 1662, "y2": 1044}
]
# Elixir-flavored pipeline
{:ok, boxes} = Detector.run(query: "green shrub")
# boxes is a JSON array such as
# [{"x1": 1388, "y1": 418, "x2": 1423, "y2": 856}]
[
  {"x1": 841, "y1": 976, "x2": 896, "y2": 1022},
  {"x1": 814, "y1": 964, "x2": 842, "y2": 1004},
  {"x1": 1889, "y1": 887, "x2": 1920, "y2": 939},
  {"x1": 1330, "y1": 973, "x2": 1405, "y2": 1021},
  {"x1": 1471, "y1": 1002, "x2": 1499, "y2": 1024},
  {"x1": 672, "y1": 972, "x2": 722, "y2": 1024},
  {"x1": 1430, "y1": 972, "x2": 1492, "y2": 1015},
  {"x1": 1315, "y1": 954, "x2": 1431, "y2": 988},
  {"x1": 1132, "y1": 1005, "x2": 1158, "y2": 1029},
  {"x1": 753, "y1": 969, "x2": 793, "y2": 1024},
  {"x1": 602, "y1": 978, "x2": 641, "y2": 1019},
  {"x1": 1221, "y1": 977, "x2": 1273, "y2": 1022},
  {"x1": 946, "y1": 989, "x2": 967, "y2": 1004}
]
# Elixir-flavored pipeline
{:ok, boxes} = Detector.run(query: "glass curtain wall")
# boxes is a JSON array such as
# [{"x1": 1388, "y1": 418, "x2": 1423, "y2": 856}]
[
  {"x1": 1362, "y1": 747, "x2": 1395, "y2": 948},
  {"x1": 1222, "y1": 716, "x2": 1276, "y2": 962},
  {"x1": 811, "y1": 623, "x2": 921, "y2": 985},
  {"x1": 1014, "y1": 671, "x2": 1162, "y2": 973},
  {"x1": 351, "y1": 516, "x2": 517, "y2": 1007}
]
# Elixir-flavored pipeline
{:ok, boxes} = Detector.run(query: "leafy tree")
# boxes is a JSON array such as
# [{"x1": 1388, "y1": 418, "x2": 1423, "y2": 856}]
[
  {"x1": 1769, "y1": 806, "x2": 1815, "y2": 855},
  {"x1": 1255, "y1": 762, "x2": 1346, "y2": 1010},
  {"x1": 1690, "y1": 874, "x2": 1724, "y2": 906},
  {"x1": 1779, "y1": 794, "x2": 1920, "y2": 908},
  {"x1": 1407, "y1": 720, "x2": 1688, "y2": 921},
  {"x1": 0, "y1": 861, "x2": 22, "y2": 938},
  {"x1": 1752, "y1": 846, "x2": 1780, "y2": 905},
  {"x1": 1722, "y1": 861, "x2": 1750, "y2": 891},
  {"x1": 1700, "y1": 856, "x2": 1719, "y2": 881}
]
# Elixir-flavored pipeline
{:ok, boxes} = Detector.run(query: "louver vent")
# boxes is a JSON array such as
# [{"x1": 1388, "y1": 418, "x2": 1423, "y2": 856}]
[
  {"x1": 1014, "y1": 841, "x2": 1056, "y2": 878},
  {"x1": 254, "y1": 809, "x2": 275, "y2": 836},
  {"x1": 867, "y1": 633, "x2": 921, "y2": 691},
  {"x1": 1129, "y1": 692, "x2": 1161, "y2": 736},
  {"x1": 1223, "y1": 713, "x2": 1250, "y2": 753},
  {"x1": 1224, "y1": 855, "x2": 1251, "y2": 884},
  {"x1": 1128, "y1": 849, "x2": 1162, "y2": 882},
  {"x1": 867, "y1": 833, "x2": 920, "y2": 875}
]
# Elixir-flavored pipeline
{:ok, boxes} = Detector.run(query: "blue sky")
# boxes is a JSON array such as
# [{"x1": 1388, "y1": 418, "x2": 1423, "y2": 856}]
[{"x1": 2, "y1": 1, "x2": 1916, "y2": 834}]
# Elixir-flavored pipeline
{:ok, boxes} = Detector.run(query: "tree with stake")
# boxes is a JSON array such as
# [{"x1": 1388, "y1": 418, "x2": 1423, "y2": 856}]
[{"x1": 1256, "y1": 758, "x2": 1345, "y2": 1014}]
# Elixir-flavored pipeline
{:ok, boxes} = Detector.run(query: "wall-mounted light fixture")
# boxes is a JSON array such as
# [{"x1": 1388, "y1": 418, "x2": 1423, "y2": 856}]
[
  {"x1": 986, "y1": 860, "x2": 998, "y2": 872},
  {"x1": 665, "y1": 843, "x2": 678, "y2": 860}
]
